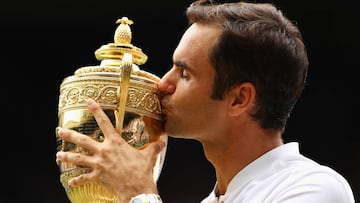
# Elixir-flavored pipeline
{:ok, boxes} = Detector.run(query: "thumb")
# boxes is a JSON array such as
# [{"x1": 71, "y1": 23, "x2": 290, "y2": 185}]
[{"x1": 142, "y1": 140, "x2": 167, "y2": 160}]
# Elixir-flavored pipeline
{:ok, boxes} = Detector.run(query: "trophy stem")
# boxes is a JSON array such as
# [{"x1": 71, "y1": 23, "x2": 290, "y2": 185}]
[{"x1": 116, "y1": 53, "x2": 133, "y2": 133}]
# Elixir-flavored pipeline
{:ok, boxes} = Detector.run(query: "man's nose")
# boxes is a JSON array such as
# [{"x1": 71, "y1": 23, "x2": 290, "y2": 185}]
[{"x1": 158, "y1": 72, "x2": 176, "y2": 95}]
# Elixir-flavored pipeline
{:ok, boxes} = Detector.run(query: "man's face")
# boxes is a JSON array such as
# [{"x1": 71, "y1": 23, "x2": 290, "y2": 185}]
[{"x1": 158, "y1": 24, "x2": 228, "y2": 141}]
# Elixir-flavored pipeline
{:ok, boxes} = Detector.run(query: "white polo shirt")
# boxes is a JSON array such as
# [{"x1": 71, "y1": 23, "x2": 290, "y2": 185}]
[{"x1": 201, "y1": 142, "x2": 355, "y2": 203}]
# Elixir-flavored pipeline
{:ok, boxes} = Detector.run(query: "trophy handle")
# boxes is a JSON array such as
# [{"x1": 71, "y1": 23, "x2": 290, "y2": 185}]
[{"x1": 115, "y1": 53, "x2": 133, "y2": 134}]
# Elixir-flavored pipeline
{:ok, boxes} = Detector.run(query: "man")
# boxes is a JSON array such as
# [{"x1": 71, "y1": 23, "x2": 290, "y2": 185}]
[{"x1": 56, "y1": 0, "x2": 355, "y2": 202}]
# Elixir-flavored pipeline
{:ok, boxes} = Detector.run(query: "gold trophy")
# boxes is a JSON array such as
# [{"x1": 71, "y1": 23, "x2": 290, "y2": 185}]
[{"x1": 56, "y1": 17, "x2": 167, "y2": 203}]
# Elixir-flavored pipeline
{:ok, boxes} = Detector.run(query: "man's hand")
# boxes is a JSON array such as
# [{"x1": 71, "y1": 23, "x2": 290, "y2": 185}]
[{"x1": 56, "y1": 98, "x2": 166, "y2": 202}]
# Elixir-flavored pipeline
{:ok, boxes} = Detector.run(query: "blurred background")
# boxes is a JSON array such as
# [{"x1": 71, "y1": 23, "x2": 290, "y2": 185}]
[{"x1": 1, "y1": 0, "x2": 359, "y2": 202}]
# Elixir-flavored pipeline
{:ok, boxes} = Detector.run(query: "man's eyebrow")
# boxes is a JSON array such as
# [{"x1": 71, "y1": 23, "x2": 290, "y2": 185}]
[{"x1": 174, "y1": 60, "x2": 188, "y2": 69}]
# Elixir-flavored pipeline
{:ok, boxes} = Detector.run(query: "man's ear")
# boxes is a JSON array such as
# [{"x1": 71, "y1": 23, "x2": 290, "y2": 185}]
[{"x1": 227, "y1": 82, "x2": 256, "y2": 117}]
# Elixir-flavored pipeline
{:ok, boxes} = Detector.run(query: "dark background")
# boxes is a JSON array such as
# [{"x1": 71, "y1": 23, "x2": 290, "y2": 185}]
[{"x1": 2, "y1": 0, "x2": 359, "y2": 202}]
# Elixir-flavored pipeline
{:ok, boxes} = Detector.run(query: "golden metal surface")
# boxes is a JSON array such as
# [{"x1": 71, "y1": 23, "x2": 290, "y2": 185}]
[
  {"x1": 116, "y1": 53, "x2": 133, "y2": 134},
  {"x1": 56, "y1": 17, "x2": 167, "y2": 203}
]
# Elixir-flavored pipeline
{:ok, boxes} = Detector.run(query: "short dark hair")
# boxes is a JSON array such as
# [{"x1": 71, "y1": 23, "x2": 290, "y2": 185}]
[{"x1": 186, "y1": 0, "x2": 309, "y2": 130}]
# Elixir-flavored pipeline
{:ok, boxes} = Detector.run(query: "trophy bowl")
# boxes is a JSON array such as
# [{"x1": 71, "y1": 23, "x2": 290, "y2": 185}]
[{"x1": 56, "y1": 17, "x2": 167, "y2": 203}]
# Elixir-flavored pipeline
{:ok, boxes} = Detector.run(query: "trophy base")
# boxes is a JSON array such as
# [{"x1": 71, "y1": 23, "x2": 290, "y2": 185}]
[{"x1": 60, "y1": 168, "x2": 118, "y2": 203}]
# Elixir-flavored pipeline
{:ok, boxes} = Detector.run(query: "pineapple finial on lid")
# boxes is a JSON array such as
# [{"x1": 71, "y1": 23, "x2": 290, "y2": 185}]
[
  {"x1": 93, "y1": 17, "x2": 148, "y2": 66},
  {"x1": 114, "y1": 17, "x2": 134, "y2": 45}
]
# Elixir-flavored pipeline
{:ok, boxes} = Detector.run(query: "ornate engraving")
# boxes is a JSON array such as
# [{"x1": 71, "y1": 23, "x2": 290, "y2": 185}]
[{"x1": 59, "y1": 74, "x2": 162, "y2": 120}]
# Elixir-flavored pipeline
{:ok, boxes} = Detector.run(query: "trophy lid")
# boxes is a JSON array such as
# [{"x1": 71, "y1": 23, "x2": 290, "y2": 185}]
[
  {"x1": 74, "y1": 17, "x2": 154, "y2": 76},
  {"x1": 58, "y1": 17, "x2": 162, "y2": 120}
]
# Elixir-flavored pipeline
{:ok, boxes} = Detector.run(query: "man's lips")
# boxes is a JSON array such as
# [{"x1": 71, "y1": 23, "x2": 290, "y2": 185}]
[
  {"x1": 160, "y1": 100, "x2": 170, "y2": 115},
  {"x1": 161, "y1": 105, "x2": 168, "y2": 115},
  {"x1": 159, "y1": 104, "x2": 168, "y2": 122}
]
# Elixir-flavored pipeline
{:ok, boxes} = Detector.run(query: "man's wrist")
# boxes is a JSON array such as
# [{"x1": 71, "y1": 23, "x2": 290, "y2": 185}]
[{"x1": 129, "y1": 194, "x2": 163, "y2": 203}]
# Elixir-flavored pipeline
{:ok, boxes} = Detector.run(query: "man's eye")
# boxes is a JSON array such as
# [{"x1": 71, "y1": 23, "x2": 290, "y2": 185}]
[{"x1": 180, "y1": 69, "x2": 189, "y2": 79}]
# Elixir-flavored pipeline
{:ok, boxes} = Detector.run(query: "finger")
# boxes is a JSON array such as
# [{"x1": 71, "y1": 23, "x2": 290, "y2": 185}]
[
  {"x1": 67, "y1": 170, "x2": 97, "y2": 187},
  {"x1": 58, "y1": 128, "x2": 100, "y2": 152},
  {"x1": 56, "y1": 151, "x2": 97, "y2": 167},
  {"x1": 86, "y1": 99, "x2": 122, "y2": 140}
]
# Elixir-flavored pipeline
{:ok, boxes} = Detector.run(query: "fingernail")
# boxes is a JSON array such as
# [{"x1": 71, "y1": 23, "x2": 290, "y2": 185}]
[
  {"x1": 57, "y1": 128, "x2": 65, "y2": 137},
  {"x1": 55, "y1": 127, "x2": 61, "y2": 136},
  {"x1": 158, "y1": 141, "x2": 166, "y2": 150},
  {"x1": 86, "y1": 98, "x2": 95, "y2": 105},
  {"x1": 56, "y1": 158, "x2": 61, "y2": 165},
  {"x1": 68, "y1": 179, "x2": 77, "y2": 187},
  {"x1": 56, "y1": 151, "x2": 64, "y2": 158}
]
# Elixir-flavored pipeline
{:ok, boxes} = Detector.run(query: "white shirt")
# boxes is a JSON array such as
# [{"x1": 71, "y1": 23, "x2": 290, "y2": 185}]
[{"x1": 201, "y1": 142, "x2": 355, "y2": 203}]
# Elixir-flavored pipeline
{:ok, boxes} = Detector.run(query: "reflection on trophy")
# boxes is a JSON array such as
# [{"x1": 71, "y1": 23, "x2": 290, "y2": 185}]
[{"x1": 56, "y1": 17, "x2": 168, "y2": 203}]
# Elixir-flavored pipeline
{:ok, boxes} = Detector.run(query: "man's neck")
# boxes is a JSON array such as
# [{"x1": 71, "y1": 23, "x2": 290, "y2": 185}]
[{"x1": 201, "y1": 128, "x2": 283, "y2": 195}]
